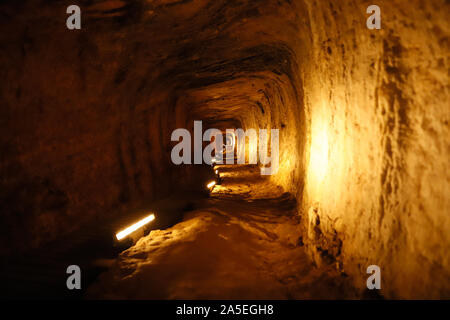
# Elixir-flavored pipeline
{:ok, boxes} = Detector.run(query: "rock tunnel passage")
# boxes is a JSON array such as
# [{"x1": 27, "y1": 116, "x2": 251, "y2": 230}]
[
  {"x1": 0, "y1": 0, "x2": 449, "y2": 300},
  {"x1": 87, "y1": 165, "x2": 358, "y2": 299}
]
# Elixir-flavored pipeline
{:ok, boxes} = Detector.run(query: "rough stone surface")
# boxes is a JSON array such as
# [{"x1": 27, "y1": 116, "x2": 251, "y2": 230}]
[
  {"x1": 298, "y1": 0, "x2": 450, "y2": 299},
  {"x1": 88, "y1": 165, "x2": 357, "y2": 299}
]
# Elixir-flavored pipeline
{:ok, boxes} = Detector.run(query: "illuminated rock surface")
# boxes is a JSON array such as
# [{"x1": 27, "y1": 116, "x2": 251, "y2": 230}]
[{"x1": 88, "y1": 165, "x2": 357, "y2": 299}]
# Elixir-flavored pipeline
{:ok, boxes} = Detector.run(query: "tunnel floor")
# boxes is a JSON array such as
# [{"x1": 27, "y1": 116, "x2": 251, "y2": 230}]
[{"x1": 86, "y1": 165, "x2": 358, "y2": 299}]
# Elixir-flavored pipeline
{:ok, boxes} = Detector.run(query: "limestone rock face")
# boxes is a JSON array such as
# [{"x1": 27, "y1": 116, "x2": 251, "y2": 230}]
[
  {"x1": 297, "y1": 1, "x2": 450, "y2": 299},
  {"x1": 0, "y1": 0, "x2": 448, "y2": 298}
]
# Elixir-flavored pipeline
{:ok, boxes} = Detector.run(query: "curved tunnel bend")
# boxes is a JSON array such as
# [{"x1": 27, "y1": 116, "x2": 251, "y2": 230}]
[{"x1": 0, "y1": 0, "x2": 449, "y2": 299}]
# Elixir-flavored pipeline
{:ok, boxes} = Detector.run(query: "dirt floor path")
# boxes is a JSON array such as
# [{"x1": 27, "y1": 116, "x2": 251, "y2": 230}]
[{"x1": 87, "y1": 165, "x2": 357, "y2": 299}]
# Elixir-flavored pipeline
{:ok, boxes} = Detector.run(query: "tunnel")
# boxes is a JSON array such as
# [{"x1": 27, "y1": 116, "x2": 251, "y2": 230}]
[{"x1": 0, "y1": 0, "x2": 449, "y2": 300}]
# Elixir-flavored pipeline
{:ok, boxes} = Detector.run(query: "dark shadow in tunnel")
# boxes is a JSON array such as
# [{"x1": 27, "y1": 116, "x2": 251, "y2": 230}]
[
  {"x1": 215, "y1": 164, "x2": 258, "y2": 174},
  {"x1": 220, "y1": 174, "x2": 269, "y2": 185},
  {"x1": 0, "y1": 169, "x2": 216, "y2": 300}
]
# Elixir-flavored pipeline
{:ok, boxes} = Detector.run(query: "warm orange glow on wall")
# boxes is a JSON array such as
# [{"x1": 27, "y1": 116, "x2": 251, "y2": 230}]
[
  {"x1": 308, "y1": 121, "x2": 329, "y2": 185},
  {"x1": 116, "y1": 214, "x2": 156, "y2": 240}
]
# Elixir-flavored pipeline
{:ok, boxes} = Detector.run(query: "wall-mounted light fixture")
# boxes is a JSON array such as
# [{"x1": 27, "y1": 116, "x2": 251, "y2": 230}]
[{"x1": 116, "y1": 213, "x2": 156, "y2": 240}]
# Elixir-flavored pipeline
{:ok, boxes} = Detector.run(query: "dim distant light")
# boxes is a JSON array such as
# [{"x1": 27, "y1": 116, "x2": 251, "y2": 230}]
[
  {"x1": 207, "y1": 181, "x2": 216, "y2": 189},
  {"x1": 116, "y1": 213, "x2": 155, "y2": 240}
]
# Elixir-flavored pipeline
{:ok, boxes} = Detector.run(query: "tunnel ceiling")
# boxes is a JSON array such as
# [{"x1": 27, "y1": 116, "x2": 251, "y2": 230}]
[{"x1": 0, "y1": 0, "x2": 304, "y2": 254}]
